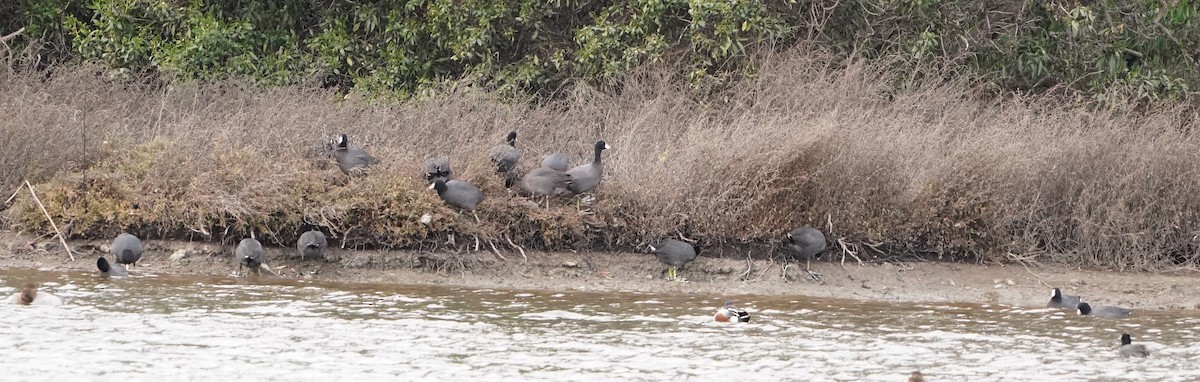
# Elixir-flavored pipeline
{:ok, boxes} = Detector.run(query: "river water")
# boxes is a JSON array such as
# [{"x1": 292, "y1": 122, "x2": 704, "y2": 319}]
[{"x1": 1, "y1": 269, "x2": 1196, "y2": 381}]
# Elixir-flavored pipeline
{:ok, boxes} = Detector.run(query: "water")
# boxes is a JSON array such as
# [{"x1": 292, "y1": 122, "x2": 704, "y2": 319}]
[{"x1": 1, "y1": 269, "x2": 1197, "y2": 381}]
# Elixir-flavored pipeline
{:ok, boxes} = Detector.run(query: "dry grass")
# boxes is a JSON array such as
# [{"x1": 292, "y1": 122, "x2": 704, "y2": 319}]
[{"x1": 2, "y1": 48, "x2": 1198, "y2": 271}]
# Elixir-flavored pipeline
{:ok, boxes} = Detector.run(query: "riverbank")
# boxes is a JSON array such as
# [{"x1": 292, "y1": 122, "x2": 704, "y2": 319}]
[{"x1": 3, "y1": 231, "x2": 1197, "y2": 311}]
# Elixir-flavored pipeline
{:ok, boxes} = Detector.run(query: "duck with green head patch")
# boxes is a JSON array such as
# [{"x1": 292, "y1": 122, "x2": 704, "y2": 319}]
[{"x1": 714, "y1": 301, "x2": 750, "y2": 323}]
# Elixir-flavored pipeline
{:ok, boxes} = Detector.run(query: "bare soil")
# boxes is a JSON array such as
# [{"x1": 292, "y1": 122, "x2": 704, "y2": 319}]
[{"x1": 3, "y1": 231, "x2": 1198, "y2": 311}]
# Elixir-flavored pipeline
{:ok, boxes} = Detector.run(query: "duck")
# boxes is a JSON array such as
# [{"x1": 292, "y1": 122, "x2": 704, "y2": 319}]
[
  {"x1": 714, "y1": 301, "x2": 751, "y2": 323},
  {"x1": 1046, "y1": 287, "x2": 1081, "y2": 309},
  {"x1": 236, "y1": 238, "x2": 265, "y2": 275},
  {"x1": 786, "y1": 227, "x2": 826, "y2": 280},
  {"x1": 908, "y1": 371, "x2": 924, "y2": 382},
  {"x1": 650, "y1": 239, "x2": 697, "y2": 282},
  {"x1": 111, "y1": 233, "x2": 143, "y2": 268},
  {"x1": 1077, "y1": 302, "x2": 1132, "y2": 318},
  {"x1": 1118, "y1": 333, "x2": 1150, "y2": 357},
  {"x1": 487, "y1": 131, "x2": 520, "y2": 187},
  {"x1": 8, "y1": 283, "x2": 63, "y2": 306},
  {"x1": 423, "y1": 156, "x2": 453, "y2": 184},
  {"x1": 333, "y1": 133, "x2": 379, "y2": 176},
  {"x1": 97, "y1": 257, "x2": 129, "y2": 278},
  {"x1": 430, "y1": 179, "x2": 485, "y2": 221},
  {"x1": 296, "y1": 230, "x2": 327, "y2": 260},
  {"x1": 541, "y1": 153, "x2": 570, "y2": 172},
  {"x1": 565, "y1": 140, "x2": 610, "y2": 194},
  {"x1": 519, "y1": 166, "x2": 572, "y2": 208}
]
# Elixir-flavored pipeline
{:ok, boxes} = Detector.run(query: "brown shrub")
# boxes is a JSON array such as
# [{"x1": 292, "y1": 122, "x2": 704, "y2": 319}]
[{"x1": 2, "y1": 48, "x2": 1199, "y2": 271}]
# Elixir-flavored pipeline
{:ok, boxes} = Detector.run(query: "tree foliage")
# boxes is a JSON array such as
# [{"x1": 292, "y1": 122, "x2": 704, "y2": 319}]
[{"x1": 2, "y1": 0, "x2": 1196, "y2": 104}]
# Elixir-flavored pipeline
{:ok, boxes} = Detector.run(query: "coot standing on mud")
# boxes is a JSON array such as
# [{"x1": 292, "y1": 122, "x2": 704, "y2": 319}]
[
  {"x1": 112, "y1": 233, "x2": 143, "y2": 268},
  {"x1": 297, "y1": 230, "x2": 327, "y2": 260},
  {"x1": 236, "y1": 238, "x2": 265, "y2": 276},
  {"x1": 650, "y1": 239, "x2": 697, "y2": 282},
  {"x1": 786, "y1": 227, "x2": 826, "y2": 281}
]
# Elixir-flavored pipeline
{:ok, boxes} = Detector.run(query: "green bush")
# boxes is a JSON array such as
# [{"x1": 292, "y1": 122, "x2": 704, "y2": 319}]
[{"x1": 2, "y1": 0, "x2": 1197, "y2": 104}]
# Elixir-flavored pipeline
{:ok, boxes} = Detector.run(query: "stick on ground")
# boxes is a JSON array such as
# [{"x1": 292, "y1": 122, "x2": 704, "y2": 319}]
[
  {"x1": 4, "y1": 186, "x2": 20, "y2": 205},
  {"x1": 503, "y1": 234, "x2": 527, "y2": 264},
  {"x1": 25, "y1": 180, "x2": 75, "y2": 261},
  {"x1": 0, "y1": 27, "x2": 24, "y2": 45}
]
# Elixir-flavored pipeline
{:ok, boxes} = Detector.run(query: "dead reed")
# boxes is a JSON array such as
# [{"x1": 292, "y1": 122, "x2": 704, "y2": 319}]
[{"x1": 2, "y1": 49, "x2": 1198, "y2": 271}]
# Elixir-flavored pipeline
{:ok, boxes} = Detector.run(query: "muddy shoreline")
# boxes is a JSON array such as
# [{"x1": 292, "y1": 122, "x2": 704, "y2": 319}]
[{"x1": 2, "y1": 231, "x2": 1197, "y2": 311}]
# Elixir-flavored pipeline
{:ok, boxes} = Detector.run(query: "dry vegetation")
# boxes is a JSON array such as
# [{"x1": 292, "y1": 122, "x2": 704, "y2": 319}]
[{"x1": 2, "y1": 49, "x2": 1199, "y2": 271}]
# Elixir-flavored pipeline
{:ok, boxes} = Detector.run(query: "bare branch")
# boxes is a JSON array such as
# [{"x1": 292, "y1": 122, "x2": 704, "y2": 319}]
[
  {"x1": 26, "y1": 180, "x2": 75, "y2": 261},
  {"x1": 0, "y1": 27, "x2": 25, "y2": 45}
]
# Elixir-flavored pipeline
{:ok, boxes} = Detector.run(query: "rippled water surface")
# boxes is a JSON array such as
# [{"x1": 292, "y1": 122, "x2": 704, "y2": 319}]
[{"x1": 1, "y1": 269, "x2": 1198, "y2": 381}]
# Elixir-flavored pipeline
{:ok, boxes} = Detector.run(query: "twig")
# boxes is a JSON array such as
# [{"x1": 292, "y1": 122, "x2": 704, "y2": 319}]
[
  {"x1": 755, "y1": 256, "x2": 775, "y2": 280},
  {"x1": 25, "y1": 180, "x2": 75, "y2": 261},
  {"x1": 487, "y1": 239, "x2": 507, "y2": 261},
  {"x1": 0, "y1": 27, "x2": 24, "y2": 45},
  {"x1": 836, "y1": 237, "x2": 863, "y2": 267},
  {"x1": 259, "y1": 263, "x2": 282, "y2": 277},
  {"x1": 503, "y1": 234, "x2": 527, "y2": 264},
  {"x1": 5, "y1": 186, "x2": 20, "y2": 205},
  {"x1": 1009, "y1": 252, "x2": 1052, "y2": 288},
  {"x1": 863, "y1": 241, "x2": 887, "y2": 254},
  {"x1": 739, "y1": 252, "x2": 754, "y2": 280},
  {"x1": 675, "y1": 230, "x2": 696, "y2": 243}
]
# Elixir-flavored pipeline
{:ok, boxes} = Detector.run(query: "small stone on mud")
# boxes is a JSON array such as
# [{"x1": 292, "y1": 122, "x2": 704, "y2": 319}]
[
  {"x1": 1005, "y1": 279, "x2": 1015, "y2": 285},
  {"x1": 563, "y1": 261, "x2": 579, "y2": 268},
  {"x1": 420, "y1": 213, "x2": 433, "y2": 225}
]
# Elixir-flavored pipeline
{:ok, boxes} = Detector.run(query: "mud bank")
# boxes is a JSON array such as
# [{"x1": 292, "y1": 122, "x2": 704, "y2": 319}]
[{"x1": 2, "y1": 231, "x2": 1197, "y2": 311}]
